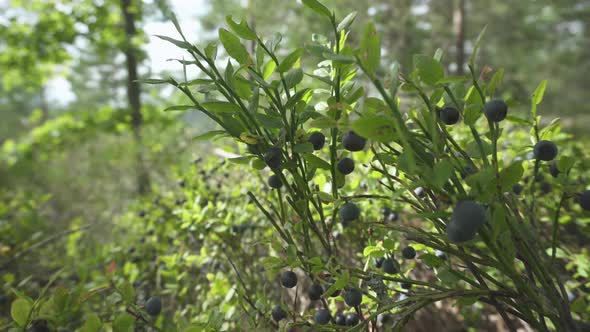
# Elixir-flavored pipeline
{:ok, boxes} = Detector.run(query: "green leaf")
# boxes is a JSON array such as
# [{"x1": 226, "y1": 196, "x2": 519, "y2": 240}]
[
  {"x1": 218, "y1": 28, "x2": 250, "y2": 65},
  {"x1": 301, "y1": 0, "x2": 332, "y2": 18},
  {"x1": 193, "y1": 130, "x2": 227, "y2": 141},
  {"x1": 112, "y1": 313, "x2": 135, "y2": 332},
  {"x1": 463, "y1": 104, "x2": 482, "y2": 126},
  {"x1": 80, "y1": 314, "x2": 102, "y2": 332},
  {"x1": 431, "y1": 159, "x2": 454, "y2": 189},
  {"x1": 351, "y1": 115, "x2": 396, "y2": 142},
  {"x1": 285, "y1": 88, "x2": 312, "y2": 109},
  {"x1": 205, "y1": 42, "x2": 218, "y2": 60},
  {"x1": 469, "y1": 25, "x2": 487, "y2": 68},
  {"x1": 284, "y1": 68, "x2": 304, "y2": 89},
  {"x1": 293, "y1": 143, "x2": 314, "y2": 153},
  {"x1": 420, "y1": 253, "x2": 444, "y2": 268},
  {"x1": 304, "y1": 154, "x2": 331, "y2": 170},
  {"x1": 255, "y1": 113, "x2": 283, "y2": 128},
  {"x1": 414, "y1": 54, "x2": 444, "y2": 86},
  {"x1": 486, "y1": 68, "x2": 504, "y2": 97},
  {"x1": 52, "y1": 287, "x2": 69, "y2": 312},
  {"x1": 225, "y1": 16, "x2": 257, "y2": 40},
  {"x1": 163, "y1": 105, "x2": 194, "y2": 112},
  {"x1": 337, "y1": 12, "x2": 358, "y2": 32},
  {"x1": 119, "y1": 281, "x2": 134, "y2": 304},
  {"x1": 262, "y1": 60, "x2": 276, "y2": 80},
  {"x1": 322, "y1": 52, "x2": 356, "y2": 64},
  {"x1": 278, "y1": 48, "x2": 303, "y2": 73},
  {"x1": 11, "y1": 298, "x2": 32, "y2": 327},
  {"x1": 389, "y1": 62, "x2": 400, "y2": 97},
  {"x1": 557, "y1": 156, "x2": 575, "y2": 173},
  {"x1": 201, "y1": 101, "x2": 241, "y2": 114},
  {"x1": 532, "y1": 79, "x2": 547, "y2": 105},
  {"x1": 499, "y1": 163, "x2": 524, "y2": 192},
  {"x1": 155, "y1": 35, "x2": 192, "y2": 50},
  {"x1": 137, "y1": 78, "x2": 170, "y2": 85},
  {"x1": 359, "y1": 22, "x2": 380, "y2": 77},
  {"x1": 437, "y1": 268, "x2": 460, "y2": 286}
]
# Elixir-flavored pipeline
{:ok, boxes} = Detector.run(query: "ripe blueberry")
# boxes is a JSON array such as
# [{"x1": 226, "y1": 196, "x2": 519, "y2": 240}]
[
  {"x1": 446, "y1": 201, "x2": 487, "y2": 243},
  {"x1": 345, "y1": 312, "x2": 360, "y2": 326},
  {"x1": 402, "y1": 246, "x2": 416, "y2": 259},
  {"x1": 335, "y1": 312, "x2": 346, "y2": 326},
  {"x1": 314, "y1": 309, "x2": 331, "y2": 325},
  {"x1": 438, "y1": 105, "x2": 460, "y2": 125},
  {"x1": 271, "y1": 305, "x2": 287, "y2": 322},
  {"x1": 435, "y1": 249, "x2": 447, "y2": 260},
  {"x1": 550, "y1": 162, "x2": 560, "y2": 178},
  {"x1": 578, "y1": 190, "x2": 590, "y2": 211},
  {"x1": 484, "y1": 99, "x2": 508, "y2": 122},
  {"x1": 513, "y1": 184, "x2": 523, "y2": 195},
  {"x1": 145, "y1": 296, "x2": 162, "y2": 316},
  {"x1": 268, "y1": 174, "x2": 282, "y2": 189},
  {"x1": 340, "y1": 202, "x2": 360, "y2": 222},
  {"x1": 540, "y1": 182, "x2": 552, "y2": 194},
  {"x1": 281, "y1": 271, "x2": 297, "y2": 288},
  {"x1": 308, "y1": 132, "x2": 326, "y2": 150},
  {"x1": 264, "y1": 147, "x2": 283, "y2": 168},
  {"x1": 401, "y1": 282, "x2": 412, "y2": 290},
  {"x1": 326, "y1": 279, "x2": 341, "y2": 297},
  {"x1": 534, "y1": 140, "x2": 558, "y2": 161},
  {"x1": 381, "y1": 207, "x2": 399, "y2": 222},
  {"x1": 343, "y1": 288, "x2": 362, "y2": 307},
  {"x1": 374, "y1": 257, "x2": 385, "y2": 268},
  {"x1": 342, "y1": 131, "x2": 367, "y2": 152},
  {"x1": 247, "y1": 143, "x2": 263, "y2": 154},
  {"x1": 308, "y1": 283, "x2": 324, "y2": 301},
  {"x1": 382, "y1": 258, "x2": 399, "y2": 274},
  {"x1": 337, "y1": 158, "x2": 355, "y2": 175}
]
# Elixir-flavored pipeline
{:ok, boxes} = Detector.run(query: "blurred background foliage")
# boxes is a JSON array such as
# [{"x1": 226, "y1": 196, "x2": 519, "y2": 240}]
[{"x1": 1, "y1": 0, "x2": 589, "y2": 330}]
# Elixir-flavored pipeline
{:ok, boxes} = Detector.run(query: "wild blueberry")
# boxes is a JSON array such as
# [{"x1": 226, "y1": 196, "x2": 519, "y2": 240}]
[
  {"x1": 308, "y1": 283, "x2": 323, "y2": 301},
  {"x1": 484, "y1": 99, "x2": 508, "y2": 122},
  {"x1": 534, "y1": 140, "x2": 558, "y2": 161},
  {"x1": 335, "y1": 312, "x2": 346, "y2": 326},
  {"x1": 145, "y1": 296, "x2": 162, "y2": 316},
  {"x1": 308, "y1": 132, "x2": 326, "y2": 150},
  {"x1": 342, "y1": 131, "x2": 367, "y2": 152},
  {"x1": 343, "y1": 288, "x2": 362, "y2": 307},
  {"x1": 401, "y1": 282, "x2": 412, "y2": 290},
  {"x1": 435, "y1": 249, "x2": 447, "y2": 260},
  {"x1": 438, "y1": 105, "x2": 460, "y2": 125},
  {"x1": 345, "y1": 312, "x2": 360, "y2": 326},
  {"x1": 337, "y1": 158, "x2": 355, "y2": 175},
  {"x1": 374, "y1": 257, "x2": 385, "y2": 268},
  {"x1": 446, "y1": 201, "x2": 487, "y2": 243},
  {"x1": 578, "y1": 190, "x2": 590, "y2": 211},
  {"x1": 550, "y1": 162, "x2": 560, "y2": 178},
  {"x1": 268, "y1": 174, "x2": 282, "y2": 189},
  {"x1": 340, "y1": 202, "x2": 360, "y2": 222},
  {"x1": 402, "y1": 246, "x2": 416, "y2": 259},
  {"x1": 281, "y1": 271, "x2": 297, "y2": 288},
  {"x1": 264, "y1": 147, "x2": 283, "y2": 168},
  {"x1": 271, "y1": 305, "x2": 287, "y2": 322},
  {"x1": 314, "y1": 309, "x2": 331, "y2": 325},
  {"x1": 513, "y1": 184, "x2": 523, "y2": 195},
  {"x1": 382, "y1": 258, "x2": 399, "y2": 274},
  {"x1": 540, "y1": 182, "x2": 552, "y2": 194}
]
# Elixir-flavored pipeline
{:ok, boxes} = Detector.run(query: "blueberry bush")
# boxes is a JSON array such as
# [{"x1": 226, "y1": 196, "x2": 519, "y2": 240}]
[{"x1": 2, "y1": 1, "x2": 590, "y2": 331}]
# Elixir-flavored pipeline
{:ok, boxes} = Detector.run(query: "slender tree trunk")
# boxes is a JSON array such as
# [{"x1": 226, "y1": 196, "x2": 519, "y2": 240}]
[
  {"x1": 121, "y1": 0, "x2": 150, "y2": 194},
  {"x1": 453, "y1": 0, "x2": 466, "y2": 75}
]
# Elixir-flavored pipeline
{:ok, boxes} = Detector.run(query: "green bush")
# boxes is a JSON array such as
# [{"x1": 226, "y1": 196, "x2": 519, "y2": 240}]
[{"x1": 2, "y1": 1, "x2": 590, "y2": 331}]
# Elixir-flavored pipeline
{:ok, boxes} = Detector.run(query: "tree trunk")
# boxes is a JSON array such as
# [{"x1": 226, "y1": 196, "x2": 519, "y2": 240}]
[
  {"x1": 121, "y1": 0, "x2": 150, "y2": 194},
  {"x1": 453, "y1": 0, "x2": 466, "y2": 75}
]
